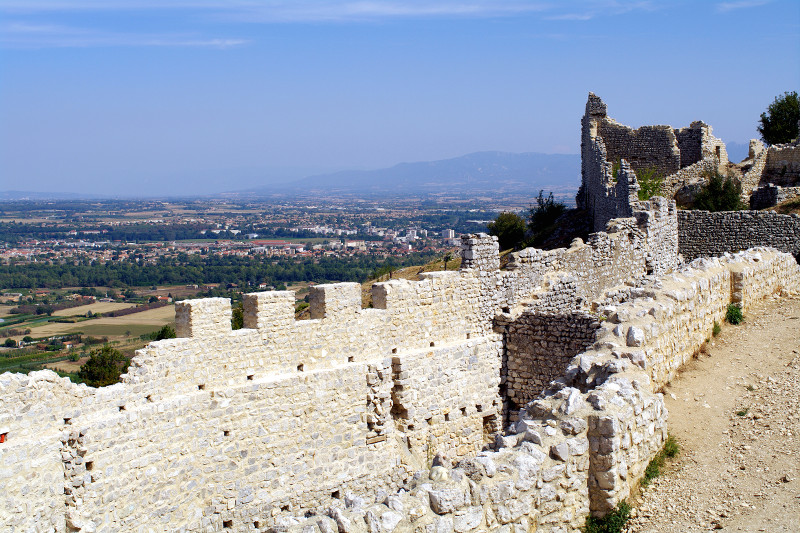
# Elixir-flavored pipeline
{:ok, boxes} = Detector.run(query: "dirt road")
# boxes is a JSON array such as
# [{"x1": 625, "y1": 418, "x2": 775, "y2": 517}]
[{"x1": 626, "y1": 294, "x2": 800, "y2": 532}]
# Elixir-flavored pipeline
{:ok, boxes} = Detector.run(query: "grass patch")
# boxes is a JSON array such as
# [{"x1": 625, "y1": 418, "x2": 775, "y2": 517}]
[
  {"x1": 582, "y1": 501, "x2": 631, "y2": 533},
  {"x1": 641, "y1": 435, "x2": 679, "y2": 487},
  {"x1": 736, "y1": 407, "x2": 749, "y2": 417},
  {"x1": 746, "y1": 384, "x2": 755, "y2": 392},
  {"x1": 712, "y1": 320, "x2": 721, "y2": 337},
  {"x1": 725, "y1": 303, "x2": 743, "y2": 325}
]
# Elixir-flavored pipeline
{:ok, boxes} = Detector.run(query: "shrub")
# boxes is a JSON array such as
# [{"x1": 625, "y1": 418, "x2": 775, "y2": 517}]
[
  {"x1": 641, "y1": 435, "x2": 679, "y2": 487},
  {"x1": 528, "y1": 190, "x2": 567, "y2": 247},
  {"x1": 636, "y1": 167, "x2": 664, "y2": 201},
  {"x1": 726, "y1": 303, "x2": 743, "y2": 325},
  {"x1": 152, "y1": 325, "x2": 176, "y2": 341},
  {"x1": 77, "y1": 345, "x2": 130, "y2": 387},
  {"x1": 712, "y1": 320, "x2": 721, "y2": 337},
  {"x1": 692, "y1": 171, "x2": 746, "y2": 212},
  {"x1": 487, "y1": 211, "x2": 526, "y2": 251},
  {"x1": 582, "y1": 501, "x2": 631, "y2": 533}
]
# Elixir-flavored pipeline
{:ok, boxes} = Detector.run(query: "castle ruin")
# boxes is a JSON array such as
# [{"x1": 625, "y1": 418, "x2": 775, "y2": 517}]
[{"x1": 1, "y1": 94, "x2": 799, "y2": 533}]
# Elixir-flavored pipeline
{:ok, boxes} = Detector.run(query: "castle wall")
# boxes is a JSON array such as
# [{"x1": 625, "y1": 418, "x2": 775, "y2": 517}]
[
  {"x1": 597, "y1": 120, "x2": 681, "y2": 179},
  {"x1": 496, "y1": 310, "x2": 600, "y2": 413},
  {"x1": 678, "y1": 210, "x2": 800, "y2": 261},
  {"x1": 762, "y1": 143, "x2": 800, "y2": 186},
  {"x1": 284, "y1": 249, "x2": 799, "y2": 533},
  {"x1": 0, "y1": 272, "x2": 504, "y2": 532},
  {"x1": 749, "y1": 184, "x2": 800, "y2": 209}
]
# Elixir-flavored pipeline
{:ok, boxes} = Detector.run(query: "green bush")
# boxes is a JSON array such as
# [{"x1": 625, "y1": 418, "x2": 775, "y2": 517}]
[
  {"x1": 712, "y1": 320, "x2": 721, "y2": 337},
  {"x1": 487, "y1": 211, "x2": 526, "y2": 251},
  {"x1": 527, "y1": 190, "x2": 567, "y2": 247},
  {"x1": 77, "y1": 345, "x2": 130, "y2": 387},
  {"x1": 582, "y1": 501, "x2": 631, "y2": 533},
  {"x1": 151, "y1": 325, "x2": 176, "y2": 341},
  {"x1": 692, "y1": 171, "x2": 746, "y2": 212},
  {"x1": 726, "y1": 303, "x2": 743, "y2": 325},
  {"x1": 641, "y1": 435, "x2": 679, "y2": 487},
  {"x1": 636, "y1": 167, "x2": 664, "y2": 201}
]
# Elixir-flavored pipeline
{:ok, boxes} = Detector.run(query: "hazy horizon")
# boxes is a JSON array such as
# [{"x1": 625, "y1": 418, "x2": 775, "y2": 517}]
[{"x1": 1, "y1": 0, "x2": 798, "y2": 196}]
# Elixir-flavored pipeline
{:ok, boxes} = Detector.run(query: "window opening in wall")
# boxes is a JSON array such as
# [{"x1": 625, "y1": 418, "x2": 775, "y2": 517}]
[
  {"x1": 85, "y1": 461, "x2": 94, "y2": 471},
  {"x1": 254, "y1": 521, "x2": 262, "y2": 528},
  {"x1": 281, "y1": 505, "x2": 289, "y2": 512},
  {"x1": 297, "y1": 364, "x2": 304, "y2": 372},
  {"x1": 63, "y1": 418, "x2": 71, "y2": 425},
  {"x1": 391, "y1": 348, "x2": 397, "y2": 354},
  {"x1": 118, "y1": 405, "x2": 125, "y2": 411},
  {"x1": 460, "y1": 407, "x2": 467, "y2": 416},
  {"x1": 716, "y1": 146, "x2": 721, "y2": 159},
  {"x1": 223, "y1": 430, "x2": 230, "y2": 437},
  {"x1": 0, "y1": 432, "x2": 7, "y2": 444},
  {"x1": 476, "y1": 404, "x2": 483, "y2": 413},
  {"x1": 430, "y1": 341, "x2": 435, "y2": 347},
  {"x1": 198, "y1": 384, "x2": 205, "y2": 391},
  {"x1": 426, "y1": 417, "x2": 432, "y2": 426},
  {"x1": 466, "y1": 333, "x2": 471, "y2": 339},
  {"x1": 482, "y1": 414, "x2": 498, "y2": 440},
  {"x1": 348, "y1": 356, "x2": 354, "y2": 362},
  {"x1": 247, "y1": 374, "x2": 254, "y2": 381},
  {"x1": 502, "y1": 306, "x2": 510, "y2": 313},
  {"x1": 146, "y1": 395, "x2": 153, "y2": 402},
  {"x1": 444, "y1": 412, "x2": 450, "y2": 421},
  {"x1": 223, "y1": 520, "x2": 233, "y2": 528},
  {"x1": 331, "y1": 490, "x2": 340, "y2": 499}
]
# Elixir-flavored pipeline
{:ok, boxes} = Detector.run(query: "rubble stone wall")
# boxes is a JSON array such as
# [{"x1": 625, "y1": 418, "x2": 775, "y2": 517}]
[
  {"x1": 678, "y1": 210, "x2": 800, "y2": 261},
  {"x1": 749, "y1": 184, "x2": 800, "y2": 209},
  {"x1": 763, "y1": 143, "x2": 800, "y2": 186}
]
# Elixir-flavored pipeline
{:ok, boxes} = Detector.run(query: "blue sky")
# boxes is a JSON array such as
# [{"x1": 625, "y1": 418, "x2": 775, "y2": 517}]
[{"x1": 0, "y1": 0, "x2": 798, "y2": 196}]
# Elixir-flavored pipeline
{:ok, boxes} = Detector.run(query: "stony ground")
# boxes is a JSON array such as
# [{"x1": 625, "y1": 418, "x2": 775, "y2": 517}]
[{"x1": 626, "y1": 294, "x2": 800, "y2": 533}]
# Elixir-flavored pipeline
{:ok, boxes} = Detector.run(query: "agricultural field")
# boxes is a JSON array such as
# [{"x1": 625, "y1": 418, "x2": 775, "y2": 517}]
[{"x1": 52, "y1": 302, "x2": 135, "y2": 316}]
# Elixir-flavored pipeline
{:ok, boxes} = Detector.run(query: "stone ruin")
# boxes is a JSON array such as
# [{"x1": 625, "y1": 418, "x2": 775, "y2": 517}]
[
  {"x1": 578, "y1": 92, "x2": 800, "y2": 232},
  {"x1": 1, "y1": 96, "x2": 800, "y2": 533}
]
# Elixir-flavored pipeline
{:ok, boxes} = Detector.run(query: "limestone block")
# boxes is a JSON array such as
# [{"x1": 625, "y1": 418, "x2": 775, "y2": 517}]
[
  {"x1": 175, "y1": 298, "x2": 232, "y2": 338},
  {"x1": 242, "y1": 291, "x2": 295, "y2": 329},
  {"x1": 308, "y1": 282, "x2": 362, "y2": 319}
]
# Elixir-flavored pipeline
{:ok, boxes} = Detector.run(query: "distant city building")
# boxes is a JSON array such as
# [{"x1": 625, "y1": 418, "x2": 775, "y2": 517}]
[{"x1": 442, "y1": 229, "x2": 455, "y2": 240}]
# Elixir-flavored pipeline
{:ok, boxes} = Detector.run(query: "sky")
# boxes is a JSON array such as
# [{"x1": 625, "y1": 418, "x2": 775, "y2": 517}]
[{"x1": 0, "y1": 0, "x2": 798, "y2": 196}]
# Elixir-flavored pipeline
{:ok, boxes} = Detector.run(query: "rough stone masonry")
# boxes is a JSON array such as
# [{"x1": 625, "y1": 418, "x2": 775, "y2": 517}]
[{"x1": 1, "y1": 94, "x2": 799, "y2": 533}]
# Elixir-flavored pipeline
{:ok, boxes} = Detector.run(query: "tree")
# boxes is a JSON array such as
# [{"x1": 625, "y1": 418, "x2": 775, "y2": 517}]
[
  {"x1": 528, "y1": 190, "x2": 567, "y2": 247},
  {"x1": 152, "y1": 325, "x2": 176, "y2": 341},
  {"x1": 692, "y1": 171, "x2": 747, "y2": 212},
  {"x1": 77, "y1": 345, "x2": 130, "y2": 387},
  {"x1": 231, "y1": 302, "x2": 244, "y2": 330},
  {"x1": 487, "y1": 212, "x2": 526, "y2": 251},
  {"x1": 4, "y1": 338, "x2": 17, "y2": 348},
  {"x1": 758, "y1": 91, "x2": 799, "y2": 145}
]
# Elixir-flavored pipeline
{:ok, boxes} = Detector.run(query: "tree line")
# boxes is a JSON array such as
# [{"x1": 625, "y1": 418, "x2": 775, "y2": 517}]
[{"x1": 0, "y1": 252, "x2": 439, "y2": 289}]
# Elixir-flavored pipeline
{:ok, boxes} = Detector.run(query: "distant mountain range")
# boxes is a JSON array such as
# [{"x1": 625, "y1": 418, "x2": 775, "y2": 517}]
[
  {"x1": 1, "y1": 151, "x2": 581, "y2": 201},
  {"x1": 240, "y1": 151, "x2": 581, "y2": 199}
]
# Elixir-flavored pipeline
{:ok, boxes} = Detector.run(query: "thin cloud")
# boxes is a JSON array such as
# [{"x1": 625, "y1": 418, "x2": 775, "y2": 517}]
[
  {"x1": 716, "y1": 0, "x2": 770, "y2": 12},
  {"x1": 542, "y1": 1, "x2": 658, "y2": 22},
  {"x1": 0, "y1": 21, "x2": 248, "y2": 48}
]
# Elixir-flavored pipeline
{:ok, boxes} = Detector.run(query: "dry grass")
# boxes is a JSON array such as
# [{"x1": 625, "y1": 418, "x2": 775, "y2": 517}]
[
  {"x1": 52, "y1": 302, "x2": 135, "y2": 316},
  {"x1": 22, "y1": 305, "x2": 175, "y2": 338}
]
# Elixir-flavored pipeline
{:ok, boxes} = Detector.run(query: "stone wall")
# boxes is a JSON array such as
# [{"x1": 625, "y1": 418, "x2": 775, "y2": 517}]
[
  {"x1": 762, "y1": 143, "x2": 800, "y2": 186},
  {"x1": 281, "y1": 249, "x2": 799, "y2": 533},
  {"x1": 0, "y1": 272, "x2": 504, "y2": 532},
  {"x1": 578, "y1": 93, "x2": 726, "y2": 232},
  {"x1": 678, "y1": 210, "x2": 800, "y2": 261},
  {"x1": 496, "y1": 310, "x2": 601, "y2": 413},
  {"x1": 749, "y1": 184, "x2": 800, "y2": 209}
]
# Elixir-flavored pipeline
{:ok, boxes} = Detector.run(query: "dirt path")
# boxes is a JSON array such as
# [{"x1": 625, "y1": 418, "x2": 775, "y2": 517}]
[{"x1": 626, "y1": 294, "x2": 800, "y2": 533}]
